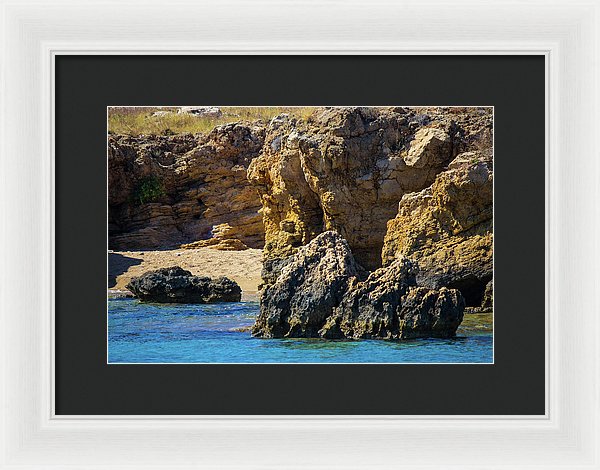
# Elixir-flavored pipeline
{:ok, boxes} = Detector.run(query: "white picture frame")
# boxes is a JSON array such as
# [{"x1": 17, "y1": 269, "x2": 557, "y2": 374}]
[{"x1": 1, "y1": 0, "x2": 598, "y2": 468}]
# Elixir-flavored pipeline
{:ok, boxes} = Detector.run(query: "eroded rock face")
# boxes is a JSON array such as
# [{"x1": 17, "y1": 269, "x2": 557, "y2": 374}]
[
  {"x1": 382, "y1": 151, "x2": 493, "y2": 308},
  {"x1": 248, "y1": 106, "x2": 492, "y2": 276},
  {"x1": 252, "y1": 232, "x2": 465, "y2": 339},
  {"x1": 108, "y1": 122, "x2": 265, "y2": 250},
  {"x1": 322, "y1": 256, "x2": 465, "y2": 340},
  {"x1": 126, "y1": 266, "x2": 242, "y2": 303},
  {"x1": 320, "y1": 257, "x2": 417, "y2": 339}
]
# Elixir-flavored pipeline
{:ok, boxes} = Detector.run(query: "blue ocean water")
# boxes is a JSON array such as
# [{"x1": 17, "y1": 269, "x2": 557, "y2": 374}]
[{"x1": 108, "y1": 299, "x2": 493, "y2": 364}]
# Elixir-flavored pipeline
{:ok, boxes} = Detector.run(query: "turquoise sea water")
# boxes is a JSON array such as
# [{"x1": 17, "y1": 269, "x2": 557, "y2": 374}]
[{"x1": 108, "y1": 298, "x2": 493, "y2": 364}]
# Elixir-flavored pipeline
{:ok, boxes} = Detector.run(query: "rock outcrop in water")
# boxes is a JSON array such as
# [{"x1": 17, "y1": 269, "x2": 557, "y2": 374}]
[
  {"x1": 126, "y1": 266, "x2": 242, "y2": 303},
  {"x1": 252, "y1": 231, "x2": 465, "y2": 339},
  {"x1": 252, "y1": 231, "x2": 361, "y2": 338},
  {"x1": 108, "y1": 123, "x2": 265, "y2": 250},
  {"x1": 248, "y1": 106, "x2": 493, "y2": 318}
]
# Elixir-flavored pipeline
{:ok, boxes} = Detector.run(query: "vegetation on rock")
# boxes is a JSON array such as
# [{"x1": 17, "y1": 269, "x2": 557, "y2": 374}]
[{"x1": 133, "y1": 175, "x2": 165, "y2": 205}]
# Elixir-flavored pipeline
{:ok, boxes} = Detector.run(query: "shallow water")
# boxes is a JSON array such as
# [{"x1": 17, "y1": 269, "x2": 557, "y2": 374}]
[{"x1": 108, "y1": 299, "x2": 493, "y2": 363}]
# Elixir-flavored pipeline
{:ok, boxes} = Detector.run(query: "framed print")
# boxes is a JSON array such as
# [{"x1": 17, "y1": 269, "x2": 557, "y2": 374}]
[{"x1": 1, "y1": 1, "x2": 599, "y2": 469}]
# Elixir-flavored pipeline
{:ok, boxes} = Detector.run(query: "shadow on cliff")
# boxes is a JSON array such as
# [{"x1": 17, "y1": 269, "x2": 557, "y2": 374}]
[{"x1": 108, "y1": 252, "x2": 142, "y2": 288}]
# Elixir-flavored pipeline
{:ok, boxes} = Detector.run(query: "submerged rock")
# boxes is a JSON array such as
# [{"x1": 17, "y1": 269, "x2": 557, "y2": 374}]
[
  {"x1": 126, "y1": 266, "x2": 241, "y2": 303},
  {"x1": 252, "y1": 232, "x2": 465, "y2": 339}
]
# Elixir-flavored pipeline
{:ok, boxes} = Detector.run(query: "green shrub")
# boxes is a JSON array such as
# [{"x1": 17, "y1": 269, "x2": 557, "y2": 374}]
[{"x1": 133, "y1": 175, "x2": 165, "y2": 205}]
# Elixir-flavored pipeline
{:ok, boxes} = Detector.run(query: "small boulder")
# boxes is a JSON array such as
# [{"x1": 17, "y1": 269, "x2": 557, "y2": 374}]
[
  {"x1": 126, "y1": 266, "x2": 241, "y2": 303},
  {"x1": 404, "y1": 127, "x2": 452, "y2": 168},
  {"x1": 151, "y1": 110, "x2": 172, "y2": 118},
  {"x1": 177, "y1": 106, "x2": 223, "y2": 118}
]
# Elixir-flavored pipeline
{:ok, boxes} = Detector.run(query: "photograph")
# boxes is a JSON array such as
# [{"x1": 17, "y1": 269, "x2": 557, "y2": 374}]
[
  {"x1": 7, "y1": 0, "x2": 600, "y2": 464},
  {"x1": 107, "y1": 105, "x2": 494, "y2": 364}
]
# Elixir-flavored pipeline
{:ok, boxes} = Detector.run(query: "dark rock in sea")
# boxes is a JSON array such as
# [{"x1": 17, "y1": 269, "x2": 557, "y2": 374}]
[
  {"x1": 320, "y1": 257, "x2": 418, "y2": 339},
  {"x1": 321, "y1": 257, "x2": 464, "y2": 339},
  {"x1": 252, "y1": 231, "x2": 465, "y2": 339},
  {"x1": 252, "y1": 231, "x2": 360, "y2": 338},
  {"x1": 395, "y1": 286, "x2": 465, "y2": 339},
  {"x1": 126, "y1": 266, "x2": 242, "y2": 303}
]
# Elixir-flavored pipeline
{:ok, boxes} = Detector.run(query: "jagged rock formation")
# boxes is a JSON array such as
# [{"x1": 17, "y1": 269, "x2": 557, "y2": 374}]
[
  {"x1": 108, "y1": 122, "x2": 265, "y2": 250},
  {"x1": 247, "y1": 106, "x2": 492, "y2": 325},
  {"x1": 382, "y1": 151, "x2": 493, "y2": 308},
  {"x1": 248, "y1": 106, "x2": 492, "y2": 277},
  {"x1": 126, "y1": 266, "x2": 242, "y2": 303},
  {"x1": 252, "y1": 231, "x2": 360, "y2": 338},
  {"x1": 252, "y1": 232, "x2": 465, "y2": 339}
]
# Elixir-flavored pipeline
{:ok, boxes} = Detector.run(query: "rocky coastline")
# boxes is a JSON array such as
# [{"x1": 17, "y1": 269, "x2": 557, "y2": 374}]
[{"x1": 109, "y1": 106, "x2": 493, "y2": 340}]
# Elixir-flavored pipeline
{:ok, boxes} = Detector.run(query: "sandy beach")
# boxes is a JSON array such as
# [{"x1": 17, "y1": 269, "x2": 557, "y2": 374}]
[{"x1": 108, "y1": 247, "x2": 263, "y2": 299}]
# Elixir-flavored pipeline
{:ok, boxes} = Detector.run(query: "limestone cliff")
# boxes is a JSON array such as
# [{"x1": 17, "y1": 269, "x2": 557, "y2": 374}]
[
  {"x1": 382, "y1": 151, "x2": 493, "y2": 308},
  {"x1": 248, "y1": 106, "x2": 492, "y2": 275},
  {"x1": 108, "y1": 122, "x2": 265, "y2": 250}
]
